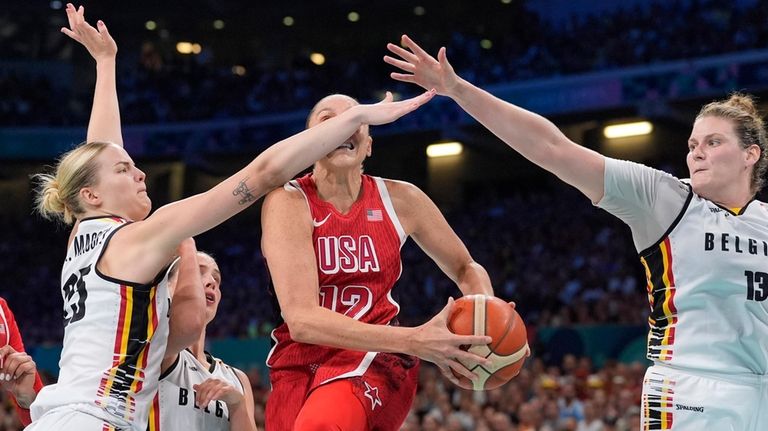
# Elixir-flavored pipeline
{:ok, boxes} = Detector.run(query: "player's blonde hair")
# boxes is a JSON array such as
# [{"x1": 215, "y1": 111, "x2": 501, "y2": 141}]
[
  {"x1": 697, "y1": 93, "x2": 768, "y2": 194},
  {"x1": 33, "y1": 141, "x2": 112, "y2": 224}
]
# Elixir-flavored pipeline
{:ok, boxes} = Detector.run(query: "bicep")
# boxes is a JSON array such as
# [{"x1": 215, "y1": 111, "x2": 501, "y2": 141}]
[
  {"x1": 261, "y1": 191, "x2": 319, "y2": 319},
  {"x1": 399, "y1": 186, "x2": 472, "y2": 282}
]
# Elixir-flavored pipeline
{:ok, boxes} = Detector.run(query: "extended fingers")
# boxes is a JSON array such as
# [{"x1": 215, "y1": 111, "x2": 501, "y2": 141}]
[
  {"x1": 437, "y1": 364, "x2": 460, "y2": 385},
  {"x1": 453, "y1": 334, "x2": 493, "y2": 346},
  {"x1": 383, "y1": 55, "x2": 416, "y2": 73},
  {"x1": 386, "y1": 42, "x2": 419, "y2": 63},
  {"x1": 401, "y1": 35, "x2": 431, "y2": 59},
  {"x1": 446, "y1": 359, "x2": 478, "y2": 382}
]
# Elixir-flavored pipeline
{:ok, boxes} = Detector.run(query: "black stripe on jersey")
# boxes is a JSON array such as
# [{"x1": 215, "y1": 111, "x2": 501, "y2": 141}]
[
  {"x1": 712, "y1": 198, "x2": 756, "y2": 216},
  {"x1": 111, "y1": 286, "x2": 156, "y2": 400},
  {"x1": 94, "y1": 223, "x2": 170, "y2": 292},
  {"x1": 641, "y1": 247, "x2": 675, "y2": 346},
  {"x1": 639, "y1": 184, "x2": 693, "y2": 257}
]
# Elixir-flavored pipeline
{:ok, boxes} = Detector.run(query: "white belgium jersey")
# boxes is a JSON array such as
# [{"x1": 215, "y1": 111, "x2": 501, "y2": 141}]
[
  {"x1": 31, "y1": 216, "x2": 171, "y2": 430},
  {"x1": 599, "y1": 158, "x2": 768, "y2": 375},
  {"x1": 148, "y1": 349, "x2": 244, "y2": 431}
]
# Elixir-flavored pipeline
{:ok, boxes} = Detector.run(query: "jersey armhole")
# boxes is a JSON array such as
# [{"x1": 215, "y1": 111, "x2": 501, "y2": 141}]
[
  {"x1": 159, "y1": 354, "x2": 181, "y2": 380},
  {"x1": 373, "y1": 177, "x2": 407, "y2": 246},
  {"x1": 639, "y1": 184, "x2": 693, "y2": 257},
  {"x1": 94, "y1": 223, "x2": 170, "y2": 291}
]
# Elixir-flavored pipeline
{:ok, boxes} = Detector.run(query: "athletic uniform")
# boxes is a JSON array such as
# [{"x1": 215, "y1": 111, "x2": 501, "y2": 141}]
[
  {"x1": 598, "y1": 158, "x2": 768, "y2": 430},
  {"x1": 147, "y1": 349, "x2": 244, "y2": 431},
  {"x1": 265, "y1": 174, "x2": 420, "y2": 430},
  {"x1": 0, "y1": 297, "x2": 44, "y2": 426},
  {"x1": 29, "y1": 216, "x2": 171, "y2": 431}
]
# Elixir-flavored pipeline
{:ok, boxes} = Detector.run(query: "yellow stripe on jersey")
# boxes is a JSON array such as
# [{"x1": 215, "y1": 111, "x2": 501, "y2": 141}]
[{"x1": 640, "y1": 238, "x2": 678, "y2": 362}]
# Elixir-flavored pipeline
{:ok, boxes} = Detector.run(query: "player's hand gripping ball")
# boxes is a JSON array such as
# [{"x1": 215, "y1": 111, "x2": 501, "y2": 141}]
[{"x1": 447, "y1": 294, "x2": 529, "y2": 390}]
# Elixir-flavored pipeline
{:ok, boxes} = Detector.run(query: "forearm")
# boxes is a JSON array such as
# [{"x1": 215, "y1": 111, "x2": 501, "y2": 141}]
[
  {"x1": 254, "y1": 108, "x2": 366, "y2": 189},
  {"x1": 450, "y1": 78, "x2": 567, "y2": 167},
  {"x1": 456, "y1": 261, "x2": 494, "y2": 296},
  {"x1": 228, "y1": 401, "x2": 258, "y2": 431},
  {"x1": 87, "y1": 58, "x2": 122, "y2": 145},
  {"x1": 289, "y1": 306, "x2": 414, "y2": 354}
]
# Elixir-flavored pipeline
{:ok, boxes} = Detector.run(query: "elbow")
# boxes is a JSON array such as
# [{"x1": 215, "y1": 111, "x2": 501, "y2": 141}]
[
  {"x1": 284, "y1": 315, "x2": 313, "y2": 344},
  {"x1": 255, "y1": 159, "x2": 286, "y2": 192}
]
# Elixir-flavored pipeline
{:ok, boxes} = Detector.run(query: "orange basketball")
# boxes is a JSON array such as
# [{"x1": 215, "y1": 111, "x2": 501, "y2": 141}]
[{"x1": 447, "y1": 294, "x2": 529, "y2": 390}]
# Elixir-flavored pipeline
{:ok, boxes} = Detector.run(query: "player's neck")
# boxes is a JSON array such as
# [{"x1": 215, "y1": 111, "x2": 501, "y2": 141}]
[
  {"x1": 312, "y1": 168, "x2": 364, "y2": 214},
  {"x1": 189, "y1": 331, "x2": 209, "y2": 368}
]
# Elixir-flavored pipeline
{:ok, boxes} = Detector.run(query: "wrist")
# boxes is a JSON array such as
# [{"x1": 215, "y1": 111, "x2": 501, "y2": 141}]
[
  {"x1": 95, "y1": 57, "x2": 117, "y2": 67},
  {"x1": 13, "y1": 389, "x2": 36, "y2": 409}
]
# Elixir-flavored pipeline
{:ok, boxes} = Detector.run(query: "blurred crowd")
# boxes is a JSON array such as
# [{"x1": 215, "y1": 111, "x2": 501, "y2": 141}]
[
  {"x1": 0, "y1": 354, "x2": 646, "y2": 431},
  {"x1": 2, "y1": 0, "x2": 767, "y2": 126}
]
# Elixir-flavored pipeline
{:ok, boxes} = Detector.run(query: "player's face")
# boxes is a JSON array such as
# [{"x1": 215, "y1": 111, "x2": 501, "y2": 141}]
[
  {"x1": 686, "y1": 116, "x2": 755, "y2": 200},
  {"x1": 198, "y1": 253, "x2": 222, "y2": 323},
  {"x1": 87, "y1": 144, "x2": 151, "y2": 221},
  {"x1": 309, "y1": 96, "x2": 372, "y2": 169}
]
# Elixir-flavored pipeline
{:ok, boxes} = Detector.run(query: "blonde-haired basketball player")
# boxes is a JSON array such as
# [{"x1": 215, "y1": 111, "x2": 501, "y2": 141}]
[
  {"x1": 149, "y1": 243, "x2": 256, "y2": 431},
  {"x1": 386, "y1": 35, "x2": 768, "y2": 430},
  {"x1": 25, "y1": 4, "x2": 434, "y2": 429},
  {"x1": 261, "y1": 93, "x2": 496, "y2": 430}
]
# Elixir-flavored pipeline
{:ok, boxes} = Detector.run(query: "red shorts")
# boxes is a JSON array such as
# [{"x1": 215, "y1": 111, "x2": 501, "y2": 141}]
[{"x1": 266, "y1": 353, "x2": 420, "y2": 431}]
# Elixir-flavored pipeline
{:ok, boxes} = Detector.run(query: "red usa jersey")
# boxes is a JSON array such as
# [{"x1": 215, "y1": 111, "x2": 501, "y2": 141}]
[{"x1": 266, "y1": 174, "x2": 408, "y2": 388}]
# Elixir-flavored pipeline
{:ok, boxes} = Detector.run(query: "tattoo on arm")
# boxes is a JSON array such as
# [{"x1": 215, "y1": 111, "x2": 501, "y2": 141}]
[{"x1": 232, "y1": 178, "x2": 257, "y2": 205}]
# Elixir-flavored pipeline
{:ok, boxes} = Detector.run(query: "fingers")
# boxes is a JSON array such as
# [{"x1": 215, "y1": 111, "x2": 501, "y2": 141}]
[
  {"x1": 380, "y1": 91, "x2": 393, "y2": 104},
  {"x1": 452, "y1": 333, "x2": 493, "y2": 347},
  {"x1": 401, "y1": 34, "x2": 431, "y2": 59},
  {"x1": 0, "y1": 352, "x2": 35, "y2": 381},
  {"x1": 437, "y1": 364, "x2": 460, "y2": 386},
  {"x1": 386, "y1": 42, "x2": 419, "y2": 63},
  {"x1": 383, "y1": 55, "x2": 416, "y2": 73},
  {"x1": 390, "y1": 72, "x2": 416, "y2": 84},
  {"x1": 446, "y1": 358, "x2": 478, "y2": 382}
]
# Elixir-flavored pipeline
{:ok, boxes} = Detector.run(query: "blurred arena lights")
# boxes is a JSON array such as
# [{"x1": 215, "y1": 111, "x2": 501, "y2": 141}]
[
  {"x1": 481, "y1": 39, "x2": 493, "y2": 49},
  {"x1": 426, "y1": 142, "x2": 464, "y2": 158},
  {"x1": 176, "y1": 42, "x2": 202, "y2": 55},
  {"x1": 231, "y1": 65, "x2": 246, "y2": 76},
  {"x1": 145, "y1": 20, "x2": 157, "y2": 31},
  {"x1": 50, "y1": 1, "x2": 63, "y2": 10},
  {"x1": 310, "y1": 52, "x2": 326, "y2": 65},
  {"x1": 347, "y1": 11, "x2": 360, "y2": 22},
  {"x1": 282, "y1": 16, "x2": 295, "y2": 26},
  {"x1": 413, "y1": 6, "x2": 426, "y2": 16},
  {"x1": 213, "y1": 19, "x2": 225, "y2": 30},
  {"x1": 603, "y1": 121, "x2": 654, "y2": 139}
]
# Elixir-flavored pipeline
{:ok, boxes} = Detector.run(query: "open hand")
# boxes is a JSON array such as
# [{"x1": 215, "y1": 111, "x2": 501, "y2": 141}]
[
  {"x1": 61, "y1": 3, "x2": 117, "y2": 62},
  {"x1": 384, "y1": 35, "x2": 460, "y2": 97}
]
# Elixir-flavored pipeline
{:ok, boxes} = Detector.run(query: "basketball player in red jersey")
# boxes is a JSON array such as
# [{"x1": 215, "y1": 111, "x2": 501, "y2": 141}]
[
  {"x1": 0, "y1": 297, "x2": 44, "y2": 427},
  {"x1": 261, "y1": 94, "x2": 496, "y2": 430}
]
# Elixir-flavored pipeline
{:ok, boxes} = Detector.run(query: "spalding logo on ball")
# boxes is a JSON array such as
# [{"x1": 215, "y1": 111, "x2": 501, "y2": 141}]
[{"x1": 447, "y1": 294, "x2": 529, "y2": 390}]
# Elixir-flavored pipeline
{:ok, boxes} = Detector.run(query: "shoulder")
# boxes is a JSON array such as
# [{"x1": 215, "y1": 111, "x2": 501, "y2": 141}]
[
  {"x1": 380, "y1": 178, "x2": 427, "y2": 207},
  {"x1": 263, "y1": 182, "x2": 310, "y2": 213}
]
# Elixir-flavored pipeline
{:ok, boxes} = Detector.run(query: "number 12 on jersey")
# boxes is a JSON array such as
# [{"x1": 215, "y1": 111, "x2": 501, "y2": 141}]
[{"x1": 319, "y1": 285, "x2": 373, "y2": 320}]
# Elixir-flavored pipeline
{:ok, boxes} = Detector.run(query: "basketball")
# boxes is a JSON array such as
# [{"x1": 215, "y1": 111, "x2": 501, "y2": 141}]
[{"x1": 447, "y1": 294, "x2": 529, "y2": 390}]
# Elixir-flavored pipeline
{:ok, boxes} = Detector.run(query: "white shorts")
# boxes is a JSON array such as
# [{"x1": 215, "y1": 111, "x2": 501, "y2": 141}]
[
  {"x1": 642, "y1": 364, "x2": 768, "y2": 431},
  {"x1": 25, "y1": 405, "x2": 126, "y2": 431}
]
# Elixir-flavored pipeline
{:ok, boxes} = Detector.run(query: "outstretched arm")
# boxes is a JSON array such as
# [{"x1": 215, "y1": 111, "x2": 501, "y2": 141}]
[
  {"x1": 61, "y1": 3, "x2": 122, "y2": 146},
  {"x1": 385, "y1": 35, "x2": 605, "y2": 203},
  {"x1": 107, "y1": 90, "x2": 435, "y2": 284},
  {"x1": 261, "y1": 187, "x2": 492, "y2": 384}
]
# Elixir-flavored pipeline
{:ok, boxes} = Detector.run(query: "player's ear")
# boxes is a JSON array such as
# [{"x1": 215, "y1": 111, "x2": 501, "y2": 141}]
[{"x1": 365, "y1": 136, "x2": 373, "y2": 158}]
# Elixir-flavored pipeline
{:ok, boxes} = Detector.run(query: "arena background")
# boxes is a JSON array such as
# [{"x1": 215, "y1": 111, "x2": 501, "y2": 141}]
[{"x1": 1, "y1": 0, "x2": 766, "y2": 429}]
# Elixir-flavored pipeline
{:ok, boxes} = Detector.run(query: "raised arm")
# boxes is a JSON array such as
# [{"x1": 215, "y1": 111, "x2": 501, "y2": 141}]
[
  {"x1": 107, "y1": 91, "x2": 435, "y2": 283},
  {"x1": 385, "y1": 35, "x2": 605, "y2": 203},
  {"x1": 61, "y1": 3, "x2": 122, "y2": 146},
  {"x1": 261, "y1": 186, "x2": 491, "y2": 384},
  {"x1": 161, "y1": 239, "x2": 206, "y2": 372}
]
